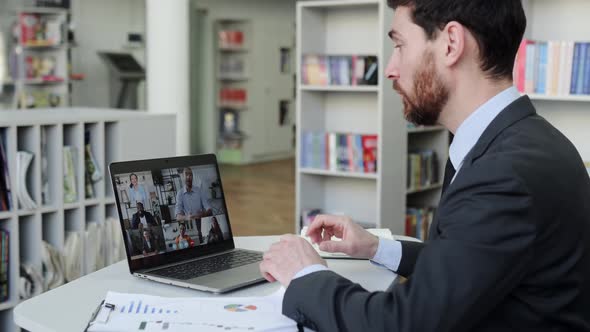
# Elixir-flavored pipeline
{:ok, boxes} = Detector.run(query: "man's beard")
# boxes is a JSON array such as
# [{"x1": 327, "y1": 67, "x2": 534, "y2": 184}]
[{"x1": 393, "y1": 52, "x2": 449, "y2": 126}]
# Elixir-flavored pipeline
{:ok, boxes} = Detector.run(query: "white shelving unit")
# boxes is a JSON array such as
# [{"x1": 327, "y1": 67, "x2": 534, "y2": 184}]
[
  {"x1": 522, "y1": 0, "x2": 590, "y2": 162},
  {"x1": 295, "y1": 0, "x2": 449, "y2": 235},
  {"x1": 12, "y1": 7, "x2": 70, "y2": 109},
  {"x1": 0, "y1": 108, "x2": 176, "y2": 332}
]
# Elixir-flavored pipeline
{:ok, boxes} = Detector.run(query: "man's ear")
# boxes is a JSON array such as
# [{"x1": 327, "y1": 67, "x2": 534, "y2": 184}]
[{"x1": 440, "y1": 21, "x2": 466, "y2": 68}]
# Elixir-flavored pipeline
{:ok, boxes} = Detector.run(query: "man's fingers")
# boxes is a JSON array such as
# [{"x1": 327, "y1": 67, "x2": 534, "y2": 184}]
[
  {"x1": 322, "y1": 229, "x2": 333, "y2": 242},
  {"x1": 319, "y1": 240, "x2": 349, "y2": 254},
  {"x1": 259, "y1": 261, "x2": 277, "y2": 283},
  {"x1": 307, "y1": 215, "x2": 337, "y2": 242}
]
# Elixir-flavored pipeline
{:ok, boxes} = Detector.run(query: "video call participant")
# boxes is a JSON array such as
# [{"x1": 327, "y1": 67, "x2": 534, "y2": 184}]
[
  {"x1": 175, "y1": 223, "x2": 195, "y2": 249},
  {"x1": 128, "y1": 173, "x2": 148, "y2": 207},
  {"x1": 131, "y1": 202, "x2": 158, "y2": 230},
  {"x1": 175, "y1": 167, "x2": 212, "y2": 244},
  {"x1": 141, "y1": 229, "x2": 158, "y2": 255},
  {"x1": 206, "y1": 216, "x2": 224, "y2": 244}
]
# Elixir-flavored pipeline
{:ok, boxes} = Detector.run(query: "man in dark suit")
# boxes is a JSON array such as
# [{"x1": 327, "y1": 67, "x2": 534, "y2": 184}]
[
  {"x1": 260, "y1": 0, "x2": 590, "y2": 331},
  {"x1": 141, "y1": 229, "x2": 158, "y2": 255},
  {"x1": 131, "y1": 202, "x2": 158, "y2": 230}
]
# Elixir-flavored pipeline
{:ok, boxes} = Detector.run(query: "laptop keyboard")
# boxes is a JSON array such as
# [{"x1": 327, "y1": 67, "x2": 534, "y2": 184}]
[{"x1": 149, "y1": 250, "x2": 263, "y2": 280}]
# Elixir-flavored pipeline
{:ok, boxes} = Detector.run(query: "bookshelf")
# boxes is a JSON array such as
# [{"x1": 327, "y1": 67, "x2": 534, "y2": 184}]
[
  {"x1": 521, "y1": 0, "x2": 590, "y2": 162},
  {"x1": 0, "y1": 108, "x2": 175, "y2": 332},
  {"x1": 11, "y1": 7, "x2": 70, "y2": 109},
  {"x1": 206, "y1": 10, "x2": 296, "y2": 165},
  {"x1": 295, "y1": 0, "x2": 449, "y2": 235},
  {"x1": 215, "y1": 19, "x2": 251, "y2": 164}
]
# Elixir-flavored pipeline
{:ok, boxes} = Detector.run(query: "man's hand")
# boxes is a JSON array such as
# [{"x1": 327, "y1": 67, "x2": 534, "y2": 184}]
[
  {"x1": 259, "y1": 234, "x2": 327, "y2": 287},
  {"x1": 307, "y1": 214, "x2": 379, "y2": 259}
]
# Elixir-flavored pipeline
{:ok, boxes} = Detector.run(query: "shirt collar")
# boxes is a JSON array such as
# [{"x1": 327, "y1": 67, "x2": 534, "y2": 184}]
[
  {"x1": 449, "y1": 86, "x2": 521, "y2": 171},
  {"x1": 182, "y1": 185, "x2": 196, "y2": 194}
]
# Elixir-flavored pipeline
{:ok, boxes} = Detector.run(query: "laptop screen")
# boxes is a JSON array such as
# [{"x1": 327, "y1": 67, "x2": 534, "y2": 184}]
[{"x1": 110, "y1": 155, "x2": 235, "y2": 271}]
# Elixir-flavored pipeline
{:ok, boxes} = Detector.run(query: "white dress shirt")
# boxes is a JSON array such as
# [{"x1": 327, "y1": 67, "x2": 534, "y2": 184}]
[{"x1": 294, "y1": 86, "x2": 522, "y2": 280}]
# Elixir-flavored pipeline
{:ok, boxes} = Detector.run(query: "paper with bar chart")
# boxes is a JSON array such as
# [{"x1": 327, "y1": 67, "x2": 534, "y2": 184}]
[{"x1": 86, "y1": 288, "x2": 297, "y2": 332}]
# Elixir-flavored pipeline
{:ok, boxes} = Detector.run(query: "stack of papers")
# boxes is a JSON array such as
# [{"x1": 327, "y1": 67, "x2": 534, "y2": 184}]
[{"x1": 87, "y1": 288, "x2": 297, "y2": 332}]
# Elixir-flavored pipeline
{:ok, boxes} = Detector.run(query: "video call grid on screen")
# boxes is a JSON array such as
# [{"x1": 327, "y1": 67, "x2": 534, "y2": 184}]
[{"x1": 113, "y1": 165, "x2": 230, "y2": 260}]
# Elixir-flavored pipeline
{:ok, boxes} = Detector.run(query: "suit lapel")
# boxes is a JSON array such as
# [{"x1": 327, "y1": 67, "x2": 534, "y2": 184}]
[{"x1": 428, "y1": 95, "x2": 537, "y2": 241}]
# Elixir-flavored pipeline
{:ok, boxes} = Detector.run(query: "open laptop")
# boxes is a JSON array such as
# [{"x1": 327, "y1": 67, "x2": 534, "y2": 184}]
[{"x1": 109, "y1": 154, "x2": 265, "y2": 293}]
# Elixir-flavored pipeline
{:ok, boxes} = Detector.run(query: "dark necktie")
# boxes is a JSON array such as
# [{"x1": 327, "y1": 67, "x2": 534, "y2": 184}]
[{"x1": 441, "y1": 158, "x2": 456, "y2": 195}]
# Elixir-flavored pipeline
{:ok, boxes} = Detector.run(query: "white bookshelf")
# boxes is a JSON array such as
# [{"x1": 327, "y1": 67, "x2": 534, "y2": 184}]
[
  {"x1": 0, "y1": 108, "x2": 176, "y2": 332},
  {"x1": 522, "y1": 0, "x2": 590, "y2": 162},
  {"x1": 295, "y1": 0, "x2": 449, "y2": 235},
  {"x1": 12, "y1": 8, "x2": 70, "y2": 110},
  {"x1": 527, "y1": 94, "x2": 590, "y2": 102},
  {"x1": 300, "y1": 85, "x2": 380, "y2": 92},
  {"x1": 213, "y1": 16, "x2": 296, "y2": 165}
]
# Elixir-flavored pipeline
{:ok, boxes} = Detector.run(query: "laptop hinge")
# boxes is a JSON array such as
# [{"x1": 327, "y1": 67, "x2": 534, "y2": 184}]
[{"x1": 138, "y1": 248, "x2": 238, "y2": 274}]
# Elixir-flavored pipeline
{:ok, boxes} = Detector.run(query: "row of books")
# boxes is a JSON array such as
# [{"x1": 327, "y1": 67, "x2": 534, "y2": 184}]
[
  {"x1": 19, "y1": 217, "x2": 125, "y2": 301},
  {"x1": 219, "y1": 55, "x2": 246, "y2": 78},
  {"x1": 0, "y1": 133, "x2": 12, "y2": 211},
  {"x1": 0, "y1": 230, "x2": 8, "y2": 303},
  {"x1": 407, "y1": 150, "x2": 440, "y2": 191},
  {"x1": 19, "y1": 13, "x2": 64, "y2": 47},
  {"x1": 406, "y1": 207, "x2": 436, "y2": 241},
  {"x1": 301, "y1": 55, "x2": 378, "y2": 86},
  {"x1": 514, "y1": 39, "x2": 590, "y2": 95},
  {"x1": 218, "y1": 30, "x2": 245, "y2": 49},
  {"x1": 300, "y1": 132, "x2": 378, "y2": 173},
  {"x1": 219, "y1": 88, "x2": 247, "y2": 109}
]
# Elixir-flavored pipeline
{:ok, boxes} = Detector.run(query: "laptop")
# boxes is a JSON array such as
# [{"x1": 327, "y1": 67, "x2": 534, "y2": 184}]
[{"x1": 109, "y1": 154, "x2": 265, "y2": 293}]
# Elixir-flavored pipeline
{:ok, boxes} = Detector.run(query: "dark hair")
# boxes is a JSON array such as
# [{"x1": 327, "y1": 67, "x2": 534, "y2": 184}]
[
  {"x1": 129, "y1": 173, "x2": 138, "y2": 189},
  {"x1": 387, "y1": 0, "x2": 526, "y2": 80}
]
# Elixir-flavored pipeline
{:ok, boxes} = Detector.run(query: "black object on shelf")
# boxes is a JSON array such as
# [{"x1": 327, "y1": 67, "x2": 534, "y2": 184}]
[
  {"x1": 97, "y1": 51, "x2": 145, "y2": 109},
  {"x1": 35, "y1": 0, "x2": 71, "y2": 8}
]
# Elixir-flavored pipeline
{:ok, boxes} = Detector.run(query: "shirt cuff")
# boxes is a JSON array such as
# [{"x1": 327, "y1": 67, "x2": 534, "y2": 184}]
[
  {"x1": 370, "y1": 238, "x2": 402, "y2": 272},
  {"x1": 293, "y1": 264, "x2": 329, "y2": 280}
]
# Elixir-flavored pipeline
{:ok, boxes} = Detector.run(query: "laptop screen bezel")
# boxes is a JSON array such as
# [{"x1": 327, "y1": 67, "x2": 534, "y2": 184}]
[{"x1": 109, "y1": 154, "x2": 236, "y2": 273}]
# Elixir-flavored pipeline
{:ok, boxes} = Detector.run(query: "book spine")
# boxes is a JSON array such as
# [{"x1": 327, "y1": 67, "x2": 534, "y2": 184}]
[
  {"x1": 563, "y1": 42, "x2": 575, "y2": 96},
  {"x1": 545, "y1": 41, "x2": 554, "y2": 95},
  {"x1": 536, "y1": 42, "x2": 548, "y2": 94},
  {"x1": 516, "y1": 39, "x2": 527, "y2": 92},
  {"x1": 583, "y1": 43, "x2": 590, "y2": 95},
  {"x1": 347, "y1": 134, "x2": 355, "y2": 172},
  {"x1": 571, "y1": 43, "x2": 581, "y2": 94},
  {"x1": 329, "y1": 133, "x2": 337, "y2": 172},
  {"x1": 576, "y1": 43, "x2": 587, "y2": 94},
  {"x1": 525, "y1": 41, "x2": 536, "y2": 93}
]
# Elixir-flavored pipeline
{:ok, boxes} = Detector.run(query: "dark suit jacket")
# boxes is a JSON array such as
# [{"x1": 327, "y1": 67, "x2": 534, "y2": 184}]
[
  {"x1": 142, "y1": 237, "x2": 158, "y2": 253},
  {"x1": 131, "y1": 211, "x2": 158, "y2": 229},
  {"x1": 284, "y1": 96, "x2": 590, "y2": 331}
]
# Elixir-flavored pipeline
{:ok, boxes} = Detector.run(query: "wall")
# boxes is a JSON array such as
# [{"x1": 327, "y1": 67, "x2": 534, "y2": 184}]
[
  {"x1": 146, "y1": 0, "x2": 190, "y2": 156},
  {"x1": 70, "y1": 0, "x2": 146, "y2": 109}
]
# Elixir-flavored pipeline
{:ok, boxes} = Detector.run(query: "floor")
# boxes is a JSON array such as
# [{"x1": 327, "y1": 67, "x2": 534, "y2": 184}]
[{"x1": 219, "y1": 158, "x2": 295, "y2": 236}]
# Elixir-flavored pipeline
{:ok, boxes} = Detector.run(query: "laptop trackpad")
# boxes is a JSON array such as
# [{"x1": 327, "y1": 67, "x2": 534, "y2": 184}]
[{"x1": 188, "y1": 263, "x2": 265, "y2": 291}]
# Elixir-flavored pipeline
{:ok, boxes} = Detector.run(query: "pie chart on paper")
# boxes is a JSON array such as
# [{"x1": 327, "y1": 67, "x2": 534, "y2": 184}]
[{"x1": 224, "y1": 304, "x2": 258, "y2": 312}]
